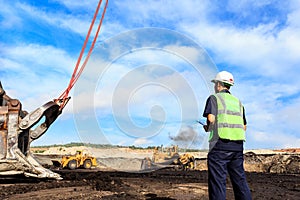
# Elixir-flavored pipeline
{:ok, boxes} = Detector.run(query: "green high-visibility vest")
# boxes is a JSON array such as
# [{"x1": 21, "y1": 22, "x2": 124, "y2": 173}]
[{"x1": 209, "y1": 92, "x2": 245, "y2": 141}]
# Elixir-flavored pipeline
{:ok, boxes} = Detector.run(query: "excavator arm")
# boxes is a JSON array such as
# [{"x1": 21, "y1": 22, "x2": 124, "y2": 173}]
[
  {"x1": 0, "y1": 0, "x2": 108, "y2": 180},
  {"x1": 0, "y1": 82, "x2": 67, "y2": 179}
]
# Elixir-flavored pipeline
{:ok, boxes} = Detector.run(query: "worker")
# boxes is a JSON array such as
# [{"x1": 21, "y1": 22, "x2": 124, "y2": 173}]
[{"x1": 202, "y1": 71, "x2": 252, "y2": 200}]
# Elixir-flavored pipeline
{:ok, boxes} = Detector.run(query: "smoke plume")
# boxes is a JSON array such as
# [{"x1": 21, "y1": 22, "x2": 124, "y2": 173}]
[{"x1": 169, "y1": 126, "x2": 205, "y2": 149}]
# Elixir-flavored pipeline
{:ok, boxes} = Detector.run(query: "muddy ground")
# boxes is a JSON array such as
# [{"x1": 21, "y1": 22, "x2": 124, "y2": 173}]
[{"x1": 0, "y1": 168, "x2": 299, "y2": 200}]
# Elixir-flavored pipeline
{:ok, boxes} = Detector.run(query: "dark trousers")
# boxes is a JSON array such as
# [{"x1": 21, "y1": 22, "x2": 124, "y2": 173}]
[{"x1": 207, "y1": 149, "x2": 252, "y2": 200}]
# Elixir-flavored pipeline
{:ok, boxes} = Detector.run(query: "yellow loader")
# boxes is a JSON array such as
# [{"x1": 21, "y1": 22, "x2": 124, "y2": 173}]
[{"x1": 52, "y1": 150, "x2": 97, "y2": 170}]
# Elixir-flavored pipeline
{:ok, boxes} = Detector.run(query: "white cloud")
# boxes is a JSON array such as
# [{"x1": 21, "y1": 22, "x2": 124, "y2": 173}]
[
  {"x1": 17, "y1": 2, "x2": 91, "y2": 36},
  {"x1": 248, "y1": 129, "x2": 300, "y2": 149},
  {"x1": 71, "y1": 42, "x2": 213, "y2": 117},
  {"x1": 0, "y1": 1, "x2": 22, "y2": 29},
  {"x1": 288, "y1": 0, "x2": 300, "y2": 26},
  {"x1": 114, "y1": 0, "x2": 209, "y2": 25},
  {"x1": 233, "y1": 78, "x2": 300, "y2": 148},
  {"x1": 133, "y1": 138, "x2": 152, "y2": 146},
  {"x1": 180, "y1": 5, "x2": 300, "y2": 79},
  {"x1": 3, "y1": 44, "x2": 74, "y2": 72},
  {"x1": 175, "y1": 0, "x2": 300, "y2": 149},
  {"x1": 1, "y1": 43, "x2": 75, "y2": 111},
  {"x1": 53, "y1": 0, "x2": 100, "y2": 11},
  {"x1": 2, "y1": 0, "x2": 300, "y2": 148}
]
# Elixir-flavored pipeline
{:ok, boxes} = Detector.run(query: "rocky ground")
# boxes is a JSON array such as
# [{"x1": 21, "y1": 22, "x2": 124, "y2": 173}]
[{"x1": 0, "y1": 147, "x2": 299, "y2": 200}]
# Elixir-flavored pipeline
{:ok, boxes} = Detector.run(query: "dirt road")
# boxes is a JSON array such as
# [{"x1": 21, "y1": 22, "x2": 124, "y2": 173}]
[{"x1": 1, "y1": 169, "x2": 299, "y2": 200}]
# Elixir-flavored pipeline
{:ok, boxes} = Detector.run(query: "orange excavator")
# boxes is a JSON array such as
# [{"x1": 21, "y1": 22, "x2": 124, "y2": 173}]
[{"x1": 0, "y1": 0, "x2": 108, "y2": 179}]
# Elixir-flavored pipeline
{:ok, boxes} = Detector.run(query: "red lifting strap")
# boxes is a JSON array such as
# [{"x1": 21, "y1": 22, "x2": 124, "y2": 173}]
[{"x1": 57, "y1": 0, "x2": 108, "y2": 109}]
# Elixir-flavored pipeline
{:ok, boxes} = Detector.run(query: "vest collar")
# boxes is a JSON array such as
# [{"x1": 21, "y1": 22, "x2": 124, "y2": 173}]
[{"x1": 218, "y1": 89, "x2": 230, "y2": 94}]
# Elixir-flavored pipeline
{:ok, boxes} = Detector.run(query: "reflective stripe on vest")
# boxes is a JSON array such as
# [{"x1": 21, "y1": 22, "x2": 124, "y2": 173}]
[{"x1": 209, "y1": 93, "x2": 245, "y2": 141}]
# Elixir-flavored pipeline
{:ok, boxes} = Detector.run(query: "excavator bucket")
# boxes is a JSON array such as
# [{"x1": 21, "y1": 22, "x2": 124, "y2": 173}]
[{"x1": 0, "y1": 82, "x2": 65, "y2": 179}]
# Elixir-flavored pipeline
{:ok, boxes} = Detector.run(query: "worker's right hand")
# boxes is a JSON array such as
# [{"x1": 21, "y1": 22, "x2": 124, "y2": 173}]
[{"x1": 203, "y1": 125, "x2": 209, "y2": 132}]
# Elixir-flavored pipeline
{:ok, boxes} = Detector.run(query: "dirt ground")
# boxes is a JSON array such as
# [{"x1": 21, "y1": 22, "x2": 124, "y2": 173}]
[
  {"x1": 0, "y1": 168, "x2": 299, "y2": 200},
  {"x1": 1, "y1": 148, "x2": 299, "y2": 200}
]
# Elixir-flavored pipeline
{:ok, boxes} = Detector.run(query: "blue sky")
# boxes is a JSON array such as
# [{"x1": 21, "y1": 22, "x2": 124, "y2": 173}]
[{"x1": 1, "y1": 0, "x2": 300, "y2": 150}]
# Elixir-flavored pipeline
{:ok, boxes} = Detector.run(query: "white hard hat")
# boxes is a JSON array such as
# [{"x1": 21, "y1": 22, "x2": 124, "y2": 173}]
[{"x1": 211, "y1": 71, "x2": 234, "y2": 86}]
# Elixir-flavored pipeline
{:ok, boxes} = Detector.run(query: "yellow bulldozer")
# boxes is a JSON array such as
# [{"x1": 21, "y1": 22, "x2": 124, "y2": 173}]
[
  {"x1": 52, "y1": 150, "x2": 97, "y2": 170},
  {"x1": 177, "y1": 153, "x2": 195, "y2": 170},
  {"x1": 141, "y1": 145, "x2": 195, "y2": 171},
  {"x1": 152, "y1": 145, "x2": 179, "y2": 163}
]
